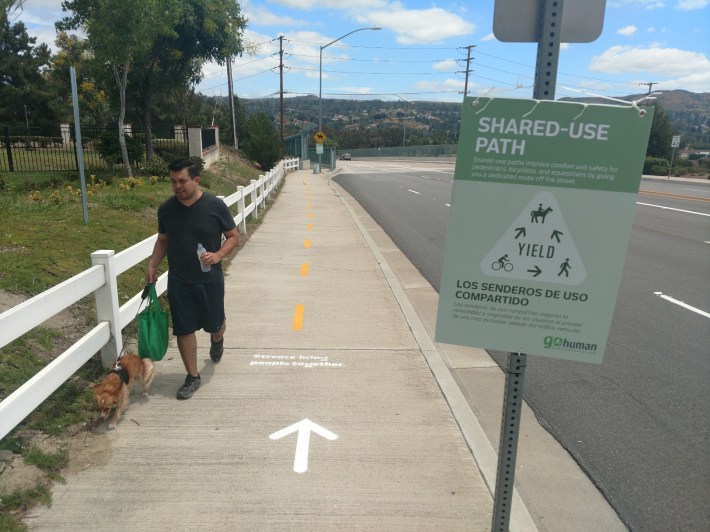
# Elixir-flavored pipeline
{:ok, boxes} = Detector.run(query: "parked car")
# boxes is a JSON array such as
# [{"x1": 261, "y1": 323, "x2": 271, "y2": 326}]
[{"x1": 339, "y1": 153, "x2": 351, "y2": 161}]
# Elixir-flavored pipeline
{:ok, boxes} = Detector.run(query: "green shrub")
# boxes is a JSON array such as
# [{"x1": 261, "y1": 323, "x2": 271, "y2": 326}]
[
  {"x1": 189, "y1": 156, "x2": 205, "y2": 174},
  {"x1": 153, "y1": 142, "x2": 188, "y2": 164},
  {"x1": 140, "y1": 154, "x2": 168, "y2": 178},
  {"x1": 643, "y1": 157, "x2": 669, "y2": 175},
  {"x1": 96, "y1": 131, "x2": 145, "y2": 167}
]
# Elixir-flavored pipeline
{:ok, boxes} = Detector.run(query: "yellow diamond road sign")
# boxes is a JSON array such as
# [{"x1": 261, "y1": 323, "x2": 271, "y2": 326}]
[{"x1": 314, "y1": 131, "x2": 327, "y2": 144}]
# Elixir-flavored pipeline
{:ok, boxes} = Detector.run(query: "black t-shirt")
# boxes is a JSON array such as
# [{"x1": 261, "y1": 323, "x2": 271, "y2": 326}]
[{"x1": 157, "y1": 192, "x2": 236, "y2": 283}]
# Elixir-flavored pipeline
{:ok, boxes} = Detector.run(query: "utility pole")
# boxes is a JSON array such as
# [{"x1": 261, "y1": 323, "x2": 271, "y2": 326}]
[
  {"x1": 640, "y1": 81, "x2": 658, "y2": 95},
  {"x1": 279, "y1": 35, "x2": 285, "y2": 153},
  {"x1": 226, "y1": 57, "x2": 238, "y2": 150},
  {"x1": 462, "y1": 45, "x2": 475, "y2": 98}
]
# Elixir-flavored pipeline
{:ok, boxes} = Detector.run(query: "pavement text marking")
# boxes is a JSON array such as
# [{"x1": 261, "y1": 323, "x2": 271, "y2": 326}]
[{"x1": 250, "y1": 353, "x2": 345, "y2": 369}]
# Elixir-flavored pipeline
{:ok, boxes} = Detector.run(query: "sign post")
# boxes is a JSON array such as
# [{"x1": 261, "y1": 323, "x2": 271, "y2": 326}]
[
  {"x1": 438, "y1": 94, "x2": 653, "y2": 532},
  {"x1": 669, "y1": 135, "x2": 681, "y2": 178},
  {"x1": 440, "y1": 3, "x2": 651, "y2": 530}
]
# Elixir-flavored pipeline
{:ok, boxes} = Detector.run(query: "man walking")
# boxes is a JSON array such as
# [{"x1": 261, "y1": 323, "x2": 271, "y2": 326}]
[{"x1": 146, "y1": 159, "x2": 239, "y2": 399}]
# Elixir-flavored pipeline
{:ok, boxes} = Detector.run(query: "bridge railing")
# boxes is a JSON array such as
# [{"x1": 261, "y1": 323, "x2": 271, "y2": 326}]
[{"x1": 0, "y1": 158, "x2": 299, "y2": 441}]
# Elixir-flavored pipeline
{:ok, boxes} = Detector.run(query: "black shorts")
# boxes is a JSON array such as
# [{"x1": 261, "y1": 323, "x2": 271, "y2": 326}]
[{"x1": 167, "y1": 277, "x2": 225, "y2": 336}]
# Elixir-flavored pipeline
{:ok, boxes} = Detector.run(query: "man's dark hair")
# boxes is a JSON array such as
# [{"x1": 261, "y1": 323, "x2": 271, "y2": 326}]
[{"x1": 168, "y1": 159, "x2": 199, "y2": 179}]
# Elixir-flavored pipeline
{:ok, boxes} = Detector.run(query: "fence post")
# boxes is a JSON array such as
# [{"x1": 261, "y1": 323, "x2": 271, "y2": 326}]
[
  {"x1": 250, "y1": 179, "x2": 258, "y2": 219},
  {"x1": 237, "y1": 185, "x2": 247, "y2": 234},
  {"x1": 91, "y1": 250, "x2": 123, "y2": 368},
  {"x1": 258, "y1": 175, "x2": 266, "y2": 210},
  {"x1": 187, "y1": 126, "x2": 202, "y2": 159},
  {"x1": 3, "y1": 127, "x2": 14, "y2": 172}
]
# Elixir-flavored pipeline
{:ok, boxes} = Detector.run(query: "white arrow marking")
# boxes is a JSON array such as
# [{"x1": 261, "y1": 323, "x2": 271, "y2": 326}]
[{"x1": 269, "y1": 419, "x2": 338, "y2": 473}]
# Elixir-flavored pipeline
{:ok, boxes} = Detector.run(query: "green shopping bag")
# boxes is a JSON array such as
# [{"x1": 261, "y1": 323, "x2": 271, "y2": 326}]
[{"x1": 137, "y1": 284, "x2": 169, "y2": 361}]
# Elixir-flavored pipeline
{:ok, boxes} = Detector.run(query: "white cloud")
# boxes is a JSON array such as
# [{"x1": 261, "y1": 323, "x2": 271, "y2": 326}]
[
  {"x1": 332, "y1": 86, "x2": 376, "y2": 95},
  {"x1": 481, "y1": 33, "x2": 495, "y2": 42},
  {"x1": 270, "y1": 0, "x2": 390, "y2": 9},
  {"x1": 244, "y1": 6, "x2": 308, "y2": 27},
  {"x1": 676, "y1": 0, "x2": 709, "y2": 9},
  {"x1": 432, "y1": 59, "x2": 458, "y2": 72},
  {"x1": 590, "y1": 45, "x2": 708, "y2": 75},
  {"x1": 608, "y1": 1, "x2": 665, "y2": 8},
  {"x1": 618, "y1": 25, "x2": 638, "y2": 36},
  {"x1": 590, "y1": 45, "x2": 710, "y2": 91},
  {"x1": 356, "y1": 8, "x2": 474, "y2": 44},
  {"x1": 412, "y1": 78, "x2": 465, "y2": 92}
]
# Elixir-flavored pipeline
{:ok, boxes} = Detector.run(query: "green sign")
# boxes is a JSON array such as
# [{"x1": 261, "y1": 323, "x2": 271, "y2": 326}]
[{"x1": 435, "y1": 97, "x2": 653, "y2": 363}]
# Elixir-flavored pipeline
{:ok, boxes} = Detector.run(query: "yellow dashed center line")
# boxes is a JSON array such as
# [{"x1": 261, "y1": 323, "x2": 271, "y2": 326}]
[
  {"x1": 292, "y1": 304, "x2": 305, "y2": 330},
  {"x1": 307, "y1": 223, "x2": 313, "y2": 230},
  {"x1": 300, "y1": 263, "x2": 309, "y2": 276},
  {"x1": 304, "y1": 239, "x2": 311, "y2": 249}
]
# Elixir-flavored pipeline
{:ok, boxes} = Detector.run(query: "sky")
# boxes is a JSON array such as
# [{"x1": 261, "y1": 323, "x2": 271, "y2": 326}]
[{"x1": 10, "y1": 0, "x2": 710, "y2": 104}]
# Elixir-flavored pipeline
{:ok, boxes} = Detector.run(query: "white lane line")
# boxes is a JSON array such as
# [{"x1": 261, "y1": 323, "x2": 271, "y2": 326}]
[
  {"x1": 637, "y1": 202, "x2": 710, "y2": 217},
  {"x1": 653, "y1": 292, "x2": 710, "y2": 319},
  {"x1": 408, "y1": 189, "x2": 421, "y2": 195}
]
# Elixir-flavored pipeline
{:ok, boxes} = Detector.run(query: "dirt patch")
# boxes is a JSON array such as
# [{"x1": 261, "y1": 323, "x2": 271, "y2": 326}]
[{"x1": 62, "y1": 425, "x2": 112, "y2": 477}]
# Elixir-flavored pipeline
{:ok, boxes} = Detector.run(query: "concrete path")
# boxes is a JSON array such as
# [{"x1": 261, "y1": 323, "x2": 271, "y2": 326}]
[{"x1": 27, "y1": 169, "x2": 498, "y2": 530}]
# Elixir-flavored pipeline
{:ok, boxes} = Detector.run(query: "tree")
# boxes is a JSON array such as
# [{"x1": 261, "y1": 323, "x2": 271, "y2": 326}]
[
  {"x1": 129, "y1": 0, "x2": 246, "y2": 161},
  {"x1": 0, "y1": 2, "x2": 59, "y2": 129},
  {"x1": 47, "y1": 32, "x2": 112, "y2": 126},
  {"x1": 58, "y1": 0, "x2": 182, "y2": 176},
  {"x1": 646, "y1": 102, "x2": 674, "y2": 159},
  {"x1": 242, "y1": 112, "x2": 280, "y2": 170}
]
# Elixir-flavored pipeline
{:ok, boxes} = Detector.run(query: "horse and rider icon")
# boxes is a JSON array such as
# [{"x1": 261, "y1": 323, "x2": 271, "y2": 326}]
[{"x1": 531, "y1": 203, "x2": 553, "y2": 223}]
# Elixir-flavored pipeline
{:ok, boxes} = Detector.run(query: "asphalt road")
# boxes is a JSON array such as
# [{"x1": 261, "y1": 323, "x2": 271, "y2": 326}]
[{"x1": 334, "y1": 160, "x2": 710, "y2": 532}]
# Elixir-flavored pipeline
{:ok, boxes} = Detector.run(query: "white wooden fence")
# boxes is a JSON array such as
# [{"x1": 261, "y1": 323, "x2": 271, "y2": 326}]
[{"x1": 0, "y1": 158, "x2": 299, "y2": 441}]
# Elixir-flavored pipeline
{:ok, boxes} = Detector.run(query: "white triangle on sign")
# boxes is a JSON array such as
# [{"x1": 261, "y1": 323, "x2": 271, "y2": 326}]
[{"x1": 480, "y1": 190, "x2": 587, "y2": 285}]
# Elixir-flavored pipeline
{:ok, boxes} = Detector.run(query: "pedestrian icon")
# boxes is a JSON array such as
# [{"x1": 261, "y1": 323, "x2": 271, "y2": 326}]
[
  {"x1": 558, "y1": 258, "x2": 571, "y2": 277},
  {"x1": 480, "y1": 191, "x2": 587, "y2": 285}
]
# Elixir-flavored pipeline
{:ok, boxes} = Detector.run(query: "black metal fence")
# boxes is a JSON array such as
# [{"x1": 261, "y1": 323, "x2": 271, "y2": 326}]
[{"x1": 0, "y1": 125, "x2": 188, "y2": 172}]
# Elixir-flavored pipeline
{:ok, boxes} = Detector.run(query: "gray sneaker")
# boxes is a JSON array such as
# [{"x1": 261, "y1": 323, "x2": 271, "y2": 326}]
[
  {"x1": 176, "y1": 374, "x2": 201, "y2": 400},
  {"x1": 210, "y1": 337, "x2": 224, "y2": 363}
]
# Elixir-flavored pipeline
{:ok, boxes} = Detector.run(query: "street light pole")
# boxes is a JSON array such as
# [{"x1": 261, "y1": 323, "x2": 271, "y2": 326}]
[{"x1": 317, "y1": 26, "x2": 380, "y2": 173}]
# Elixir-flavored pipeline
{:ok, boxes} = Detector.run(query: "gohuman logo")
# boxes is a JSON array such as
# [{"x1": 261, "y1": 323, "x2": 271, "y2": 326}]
[{"x1": 543, "y1": 336, "x2": 597, "y2": 352}]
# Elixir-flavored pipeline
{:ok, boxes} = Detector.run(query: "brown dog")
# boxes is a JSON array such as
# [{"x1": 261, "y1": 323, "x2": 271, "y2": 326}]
[{"x1": 94, "y1": 354, "x2": 154, "y2": 429}]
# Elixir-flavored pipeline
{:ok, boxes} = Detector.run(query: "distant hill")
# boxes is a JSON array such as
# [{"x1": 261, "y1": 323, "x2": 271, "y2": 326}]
[
  {"x1": 560, "y1": 90, "x2": 709, "y2": 148},
  {"x1": 236, "y1": 90, "x2": 709, "y2": 149}
]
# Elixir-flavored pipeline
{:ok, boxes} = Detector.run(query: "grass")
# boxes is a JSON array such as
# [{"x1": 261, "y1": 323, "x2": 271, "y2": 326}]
[{"x1": 0, "y1": 148, "x2": 274, "y2": 528}]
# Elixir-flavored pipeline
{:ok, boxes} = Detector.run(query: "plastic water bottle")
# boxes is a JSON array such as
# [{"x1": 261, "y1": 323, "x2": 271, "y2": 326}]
[{"x1": 196, "y1": 243, "x2": 211, "y2": 272}]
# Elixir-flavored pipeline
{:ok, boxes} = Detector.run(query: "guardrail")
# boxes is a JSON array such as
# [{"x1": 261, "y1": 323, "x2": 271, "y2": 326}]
[{"x1": 0, "y1": 158, "x2": 300, "y2": 441}]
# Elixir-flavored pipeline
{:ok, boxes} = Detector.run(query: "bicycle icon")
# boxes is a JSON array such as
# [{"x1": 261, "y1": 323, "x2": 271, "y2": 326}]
[{"x1": 491, "y1": 258, "x2": 513, "y2": 272}]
